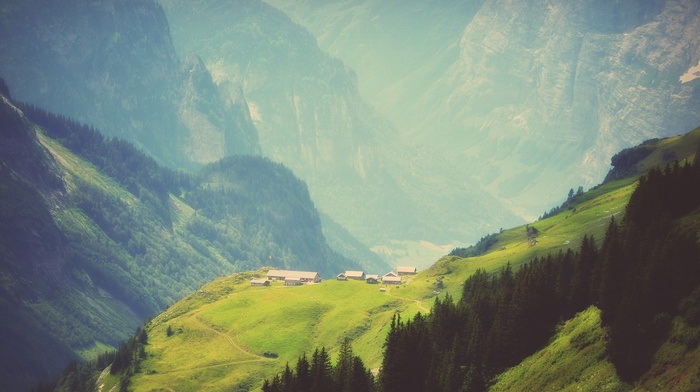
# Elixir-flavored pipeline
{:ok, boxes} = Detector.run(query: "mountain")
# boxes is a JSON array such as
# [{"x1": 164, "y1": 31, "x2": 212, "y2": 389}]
[
  {"x1": 0, "y1": 0, "x2": 260, "y2": 170},
  {"x1": 267, "y1": 0, "x2": 700, "y2": 220},
  {"x1": 72, "y1": 128, "x2": 699, "y2": 391},
  {"x1": 0, "y1": 87, "x2": 359, "y2": 390},
  {"x1": 0, "y1": 0, "x2": 524, "y2": 267},
  {"x1": 157, "y1": 0, "x2": 524, "y2": 257}
]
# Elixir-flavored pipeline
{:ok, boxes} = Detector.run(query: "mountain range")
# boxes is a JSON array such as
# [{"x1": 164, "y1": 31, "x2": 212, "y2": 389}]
[
  {"x1": 268, "y1": 0, "x2": 700, "y2": 217},
  {"x1": 1, "y1": 0, "x2": 699, "y2": 390}
]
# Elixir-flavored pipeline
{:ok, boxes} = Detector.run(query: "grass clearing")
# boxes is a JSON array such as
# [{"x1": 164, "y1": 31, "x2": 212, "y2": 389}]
[{"x1": 491, "y1": 307, "x2": 628, "y2": 391}]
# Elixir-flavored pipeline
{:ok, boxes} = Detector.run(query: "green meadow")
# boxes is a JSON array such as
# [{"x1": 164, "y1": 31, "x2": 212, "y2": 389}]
[
  {"x1": 131, "y1": 130, "x2": 699, "y2": 390},
  {"x1": 133, "y1": 176, "x2": 636, "y2": 391},
  {"x1": 491, "y1": 306, "x2": 628, "y2": 391}
]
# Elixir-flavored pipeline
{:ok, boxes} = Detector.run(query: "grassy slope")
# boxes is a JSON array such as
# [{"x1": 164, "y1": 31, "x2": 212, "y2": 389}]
[
  {"x1": 491, "y1": 307, "x2": 700, "y2": 392},
  {"x1": 130, "y1": 128, "x2": 700, "y2": 391},
  {"x1": 131, "y1": 179, "x2": 634, "y2": 391},
  {"x1": 491, "y1": 307, "x2": 628, "y2": 392},
  {"x1": 34, "y1": 129, "x2": 222, "y2": 351}
]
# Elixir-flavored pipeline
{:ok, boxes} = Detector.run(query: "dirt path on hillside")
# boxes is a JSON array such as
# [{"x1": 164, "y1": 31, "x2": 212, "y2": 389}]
[
  {"x1": 191, "y1": 315, "x2": 270, "y2": 361},
  {"x1": 385, "y1": 291, "x2": 430, "y2": 313},
  {"x1": 153, "y1": 314, "x2": 274, "y2": 376}
]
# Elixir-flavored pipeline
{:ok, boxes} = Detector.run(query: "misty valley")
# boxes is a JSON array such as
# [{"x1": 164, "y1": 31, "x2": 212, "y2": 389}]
[{"x1": 1, "y1": 1, "x2": 700, "y2": 391}]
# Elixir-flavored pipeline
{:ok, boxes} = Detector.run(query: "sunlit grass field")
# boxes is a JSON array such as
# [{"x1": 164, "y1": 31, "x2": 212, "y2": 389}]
[
  {"x1": 491, "y1": 307, "x2": 628, "y2": 392},
  {"x1": 133, "y1": 176, "x2": 636, "y2": 391}
]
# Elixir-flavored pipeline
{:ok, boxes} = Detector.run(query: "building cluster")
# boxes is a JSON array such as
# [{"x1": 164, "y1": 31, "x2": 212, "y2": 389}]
[
  {"x1": 336, "y1": 266, "x2": 416, "y2": 285},
  {"x1": 250, "y1": 267, "x2": 418, "y2": 287}
]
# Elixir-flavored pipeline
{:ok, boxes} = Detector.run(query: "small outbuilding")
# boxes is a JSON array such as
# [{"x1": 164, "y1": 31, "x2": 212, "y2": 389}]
[
  {"x1": 382, "y1": 275, "x2": 401, "y2": 285},
  {"x1": 251, "y1": 278, "x2": 270, "y2": 286},
  {"x1": 337, "y1": 273, "x2": 348, "y2": 281},
  {"x1": 397, "y1": 266, "x2": 417, "y2": 275},
  {"x1": 285, "y1": 277, "x2": 303, "y2": 286},
  {"x1": 366, "y1": 274, "x2": 379, "y2": 284}
]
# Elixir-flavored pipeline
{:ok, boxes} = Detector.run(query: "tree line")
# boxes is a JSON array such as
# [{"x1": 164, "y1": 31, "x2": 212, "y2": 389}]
[
  {"x1": 262, "y1": 338, "x2": 375, "y2": 392},
  {"x1": 378, "y1": 156, "x2": 700, "y2": 391}
]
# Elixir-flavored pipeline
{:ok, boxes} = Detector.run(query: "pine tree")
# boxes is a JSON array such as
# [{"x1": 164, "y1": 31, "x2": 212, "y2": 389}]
[{"x1": 334, "y1": 338, "x2": 354, "y2": 392}]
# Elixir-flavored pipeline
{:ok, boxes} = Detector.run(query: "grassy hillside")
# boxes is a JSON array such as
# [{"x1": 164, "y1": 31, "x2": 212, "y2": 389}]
[
  {"x1": 129, "y1": 179, "x2": 635, "y2": 391},
  {"x1": 1, "y1": 94, "x2": 362, "y2": 389},
  {"x1": 134, "y1": 273, "x2": 426, "y2": 391},
  {"x1": 123, "y1": 128, "x2": 700, "y2": 391},
  {"x1": 491, "y1": 307, "x2": 628, "y2": 391},
  {"x1": 492, "y1": 306, "x2": 700, "y2": 392}
]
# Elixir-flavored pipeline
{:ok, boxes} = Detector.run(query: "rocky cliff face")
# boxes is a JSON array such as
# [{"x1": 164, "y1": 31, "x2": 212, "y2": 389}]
[
  {"x1": 160, "y1": 0, "x2": 522, "y2": 249},
  {"x1": 0, "y1": 0, "x2": 260, "y2": 169},
  {"x1": 269, "y1": 0, "x2": 700, "y2": 219},
  {"x1": 428, "y1": 0, "x2": 700, "y2": 214}
]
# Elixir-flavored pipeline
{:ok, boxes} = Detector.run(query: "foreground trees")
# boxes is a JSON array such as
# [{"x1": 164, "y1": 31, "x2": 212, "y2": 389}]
[
  {"x1": 379, "y1": 157, "x2": 700, "y2": 391},
  {"x1": 262, "y1": 339, "x2": 375, "y2": 392}
]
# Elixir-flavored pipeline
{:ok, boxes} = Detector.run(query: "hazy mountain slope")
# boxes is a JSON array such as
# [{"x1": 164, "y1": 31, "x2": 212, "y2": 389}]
[
  {"x1": 265, "y1": 0, "x2": 700, "y2": 221},
  {"x1": 262, "y1": 0, "x2": 481, "y2": 125},
  {"x1": 0, "y1": 90, "x2": 356, "y2": 389},
  {"x1": 158, "y1": 0, "x2": 523, "y2": 257},
  {"x1": 417, "y1": 0, "x2": 700, "y2": 216},
  {"x1": 0, "y1": 0, "x2": 260, "y2": 169}
]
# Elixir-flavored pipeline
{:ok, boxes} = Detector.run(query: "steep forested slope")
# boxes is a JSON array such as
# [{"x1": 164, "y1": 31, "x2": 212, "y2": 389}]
[{"x1": 0, "y1": 89, "x2": 357, "y2": 390}]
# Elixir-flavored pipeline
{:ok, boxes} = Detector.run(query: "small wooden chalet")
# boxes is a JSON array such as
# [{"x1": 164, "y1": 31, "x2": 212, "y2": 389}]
[
  {"x1": 285, "y1": 277, "x2": 303, "y2": 286},
  {"x1": 336, "y1": 273, "x2": 348, "y2": 281},
  {"x1": 366, "y1": 274, "x2": 379, "y2": 284},
  {"x1": 382, "y1": 271, "x2": 399, "y2": 279},
  {"x1": 397, "y1": 266, "x2": 417, "y2": 275},
  {"x1": 250, "y1": 278, "x2": 270, "y2": 286},
  {"x1": 345, "y1": 270, "x2": 366, "y2": 280}
]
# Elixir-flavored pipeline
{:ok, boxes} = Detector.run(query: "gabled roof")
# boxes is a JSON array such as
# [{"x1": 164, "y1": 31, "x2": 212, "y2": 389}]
[
  {"x1": 251, "y1": 278, "x2": 269, "y2": 285},
  {"x1": 366, "y1": 274, "x2": 379, "y2": 280},
  {"x1": 382, "y1": 272, "x2": 399, "y2": 278},
  {"x1": 382, "y1": 276, "x2": 401, "y2": 283},
  {"x1": 397, "y1": 266, "x2": 417, "y2": 273},
  {"x1": 345, "y1": 270, "x2": 365, "y2": 278},
  {"x1": 267, "y1": 270, "x2": 320, "y2": 280}
]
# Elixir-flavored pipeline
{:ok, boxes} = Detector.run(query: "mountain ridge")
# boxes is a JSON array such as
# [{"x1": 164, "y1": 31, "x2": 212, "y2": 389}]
[
  {"x1": 266, "y1": 0, "x2": 700, "y2": 221},
  {"x1": 0, "y1": 87, "x2": 366, "y2": 390}
]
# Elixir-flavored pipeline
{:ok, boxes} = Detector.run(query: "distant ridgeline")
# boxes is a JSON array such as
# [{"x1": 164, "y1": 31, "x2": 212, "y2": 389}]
[
  {"x1": 0, "y1": 89, "x2": 359, "y2": 390},
  {"x1": 18, "y1": 101, "x2": 356, "y2": 278}
]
